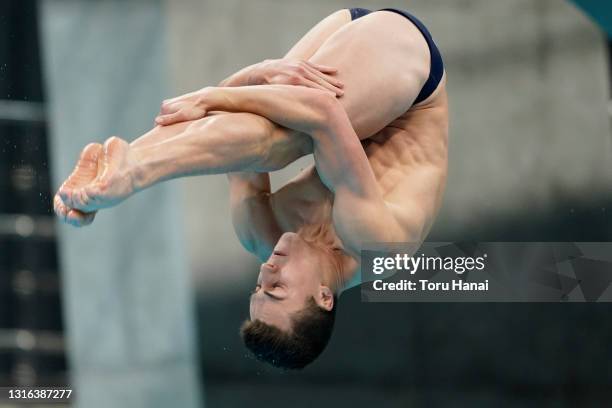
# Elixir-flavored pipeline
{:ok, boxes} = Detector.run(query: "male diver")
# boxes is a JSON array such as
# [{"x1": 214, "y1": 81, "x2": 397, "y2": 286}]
[{"x1": 53, "y1": 8, "x2": 448, "y2": 369}]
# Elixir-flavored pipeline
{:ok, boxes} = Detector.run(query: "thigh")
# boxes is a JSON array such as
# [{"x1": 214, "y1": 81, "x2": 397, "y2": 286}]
[
  {"x1": 284, "y1": 9, "x2": 352, "y2": 60},
  {"x1": 309, "y1": 11, "x2": 431, "y2": 139}
]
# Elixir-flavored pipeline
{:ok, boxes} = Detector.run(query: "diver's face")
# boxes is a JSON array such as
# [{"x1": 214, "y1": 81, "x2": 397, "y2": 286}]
[{"x1": 249, "y1": 232, "x2": 332, "y2": 331}]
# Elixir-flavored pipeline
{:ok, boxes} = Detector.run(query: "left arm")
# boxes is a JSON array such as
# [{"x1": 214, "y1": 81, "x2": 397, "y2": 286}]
[{"x1": 308, "y1": 97, "x2": 423, "y2": 255}]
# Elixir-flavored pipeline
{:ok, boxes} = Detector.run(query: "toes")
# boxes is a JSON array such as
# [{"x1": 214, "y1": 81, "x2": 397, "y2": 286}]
[
  {"x1": 53, "y1": 195, "x2": 66, "y2": 216},
  {"x1": 104, "y1": 136, "x2": 124, "y2": 153},
  {"x1": 80, "y1": 143, "x2": 103, "y2": 162},
  {"x1": 54, "y1": 194, "x2": 96, "y2": 228},
  {"x1": 66, "y1": 209, "x2": 96, "y2": 227},
  {"x1": 71, "y1": 183, "x2": 104, "y2": 212},
  {"x1": 58, "y1": 185, "x2": 71, "y2": 206},
  {"x1": 53, "y1": 195, "x2": 70, "y2": 224},
  {"x1": 72, "y1": 187, "x2": 91, "y2": 211},
  {"x1": 80, "y1": 211, "x2": 97, "y2": 226}
]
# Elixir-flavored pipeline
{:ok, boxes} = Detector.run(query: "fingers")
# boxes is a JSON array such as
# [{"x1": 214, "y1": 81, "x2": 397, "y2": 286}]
[
  {"x1": 307, "y1": 65, "x2": 344, "y2": 89},
  {"x1": 301, "y1": 78, "x2": 337, "y2": 97},
  {"x1": 302, "y1": 68, "x2": 344, "y2": 96},
  {"x1": 300, "y1": 63, "x2": 343, "y2": 96},
  {"x1": 155, "y1": 110, "x2": 185, "y2": 126},
  {"x1": 158, "y1": 90, "x2": 201, "y2": 121},
  {"x1": 157, "y1": 99, "x2": 182, "y2": 125},
  {"x1": 160, "y1": 91, "x2": 197, "y2": 110},
  {"x1": 305, "y1": 61, "x2": 338, "y2": 74},
  {"x1": 156, "y1": 106, "x2": 206, "y2": 126},
  {"x1": 159, "y1": 101, "x2": 174, "y2": 115}
]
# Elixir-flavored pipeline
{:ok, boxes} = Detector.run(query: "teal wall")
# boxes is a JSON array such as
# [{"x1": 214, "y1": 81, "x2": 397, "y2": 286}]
[{"x1": 572, "y1": 1, "x2": 612, "y2": 36}]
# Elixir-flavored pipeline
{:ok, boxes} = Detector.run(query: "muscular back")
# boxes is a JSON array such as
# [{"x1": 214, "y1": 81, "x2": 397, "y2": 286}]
[{"x1": 365, "y1": 77, "x2": 448, "y2": 237}]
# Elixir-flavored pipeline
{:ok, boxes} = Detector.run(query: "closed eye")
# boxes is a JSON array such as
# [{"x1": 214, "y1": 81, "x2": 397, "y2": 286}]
[
  {"x1": 263, "y1": 290, "x2": 284, "y2": 301},
  {"x1": 249, "y1": 285, "x2": 285, "y2": 301}
]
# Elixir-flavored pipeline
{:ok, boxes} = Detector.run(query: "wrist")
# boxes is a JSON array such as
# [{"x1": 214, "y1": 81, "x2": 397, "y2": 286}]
[
  {"x1": 222, "y1": 63, "x2": 266, "y2": 87},
  {"x1": 195, "y1": 87, "x2": 214, "y2": 112},
  {"x1": 248, "y1": 61, "x2": 271, "y2": 85}
]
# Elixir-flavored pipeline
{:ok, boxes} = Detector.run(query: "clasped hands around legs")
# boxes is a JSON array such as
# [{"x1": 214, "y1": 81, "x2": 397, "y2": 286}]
[{"x1": 53, "y1": 59, "x2": 343, "y2": 227}]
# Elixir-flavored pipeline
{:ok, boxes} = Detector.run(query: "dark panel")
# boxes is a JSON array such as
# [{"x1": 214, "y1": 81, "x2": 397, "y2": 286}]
[{"x1": 0, "y1": 0, "x2": 66, "y2": 387}]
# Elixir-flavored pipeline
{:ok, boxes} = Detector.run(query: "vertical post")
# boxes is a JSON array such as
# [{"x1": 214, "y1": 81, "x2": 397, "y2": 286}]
[{"x1": 39, "y1": 1, "x2": 203, "y2": 407}]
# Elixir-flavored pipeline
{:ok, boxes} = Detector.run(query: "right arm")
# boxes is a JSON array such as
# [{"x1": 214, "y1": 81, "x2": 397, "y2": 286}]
[{"x1": 227, "y1": 172, "x2": 281, "y2": 260}]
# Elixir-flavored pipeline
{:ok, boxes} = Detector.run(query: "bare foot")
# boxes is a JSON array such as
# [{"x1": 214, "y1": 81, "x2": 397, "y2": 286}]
[
  {"x1": 58, "y1": 136, "x2": 138, "y2": 214},
  {"x1": 54, "y1": 143, "x2": 102, "y2": 227}
]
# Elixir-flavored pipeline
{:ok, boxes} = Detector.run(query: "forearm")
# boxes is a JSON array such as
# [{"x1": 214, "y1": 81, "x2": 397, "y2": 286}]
[{"x1": 199, "y1": 85, "x2": 335, "y2": 134}]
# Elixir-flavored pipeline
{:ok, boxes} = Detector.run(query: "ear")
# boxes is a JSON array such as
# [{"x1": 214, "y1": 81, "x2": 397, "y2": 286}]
[{"x1": 316, "y1": 286, "x2": 334, "y2": 311}]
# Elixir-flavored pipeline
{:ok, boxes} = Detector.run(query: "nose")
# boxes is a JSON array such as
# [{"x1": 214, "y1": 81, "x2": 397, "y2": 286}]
[
  {"x1": 260, "y1": 262, "x2": 278, "y2": 274},
  {"x1": 259, "y1": 262, "x2": 281, "y2": 287}
]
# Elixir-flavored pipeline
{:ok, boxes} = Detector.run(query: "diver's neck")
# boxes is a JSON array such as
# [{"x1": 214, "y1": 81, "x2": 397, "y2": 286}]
[
  {"x1": 327, "y1": 258, "x2": 351, "y2": 293},
  {"x1": 332, "y1": 255, "x2": 359, "y2": 294},
  {"x1": 296, "y1": 223, "x2": 336, "y2": 247},
  {"x1": 296, "y1": 224, "x2": 357, "y2": 293}
]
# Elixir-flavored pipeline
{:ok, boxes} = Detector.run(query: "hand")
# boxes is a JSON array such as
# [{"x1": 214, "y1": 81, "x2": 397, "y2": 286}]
[
  {"x1": 54, "y1": 137, "x2": 139, "y2": 225},
  {"x1": 155, "y1": 59, "x2": 343, "y2": 126},
  {"x1": 255, "y1": 59, "x2": 344, "y2": 95},
  {"x1": 154, "y1": 89, "x2": 208, "y2": 126}
]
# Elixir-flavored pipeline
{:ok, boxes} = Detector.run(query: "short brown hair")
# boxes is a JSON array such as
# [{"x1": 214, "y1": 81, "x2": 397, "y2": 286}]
[{"x1": 240, "y1": 296, "x2": 337, "y2": 369}]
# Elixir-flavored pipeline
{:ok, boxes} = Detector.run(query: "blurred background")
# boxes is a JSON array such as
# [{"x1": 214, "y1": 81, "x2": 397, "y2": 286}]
[{"x1": 1, "y1": 0, "x2": 611, "y2": 407}]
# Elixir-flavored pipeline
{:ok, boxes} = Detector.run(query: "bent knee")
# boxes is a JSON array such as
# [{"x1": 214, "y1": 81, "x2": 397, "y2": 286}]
[{"x1": 308, "y1": 11, "x2": 431, "y2": 137}]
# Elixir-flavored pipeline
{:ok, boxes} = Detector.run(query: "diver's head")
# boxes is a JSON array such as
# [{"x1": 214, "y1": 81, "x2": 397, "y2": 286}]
[{"x1": 241, "y1": 231, "x2": 342, "y2": 369}]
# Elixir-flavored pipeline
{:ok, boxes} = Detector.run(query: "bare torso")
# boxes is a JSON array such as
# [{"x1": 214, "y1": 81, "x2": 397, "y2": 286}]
[{"x1": 269, "y1": 77, "x2": 449, "y2": 289}]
